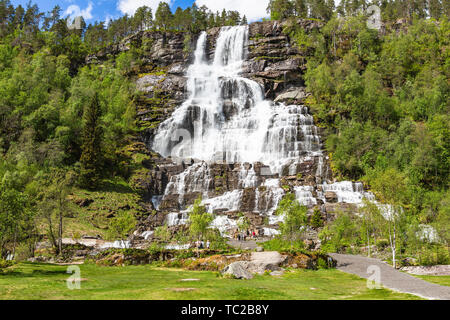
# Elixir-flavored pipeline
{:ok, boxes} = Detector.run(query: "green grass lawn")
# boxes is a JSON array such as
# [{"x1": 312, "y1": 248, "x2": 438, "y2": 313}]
[
  {"x1": 413, "y1": 275, "x2": 450, "y2": 287},
  {"x1": 0, "y1": 263, "x2": 422, "y2": 300}
]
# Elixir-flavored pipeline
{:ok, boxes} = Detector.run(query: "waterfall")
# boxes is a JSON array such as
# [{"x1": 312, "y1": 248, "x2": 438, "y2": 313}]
[
  {"x1": 152, "y1": 25, "x2": 323, "y2": 175},
  {"x1": 151, "y1": 26, "x2": 378, "y2": 236}
]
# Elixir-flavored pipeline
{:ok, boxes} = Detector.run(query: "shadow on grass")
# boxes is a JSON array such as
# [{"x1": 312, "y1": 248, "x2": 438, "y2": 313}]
[
  {"x1": 98, "y1": 180, "x2": 135, "y2": 195},
  {"x1": 0, "y1": 263, "x2": 69, "y2": 278}
]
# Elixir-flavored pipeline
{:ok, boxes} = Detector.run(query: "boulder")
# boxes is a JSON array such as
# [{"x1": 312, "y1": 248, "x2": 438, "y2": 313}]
[
  {"x1": 325, "y1": 192, "x2": 338, "y2": 203},
  {"x1": 274, "y1": 87, "x2": 309, "y2": 103},
  {"x1": 222, "y1": 262, "x2": 254, "y2": 280},
  {"x1": 247, "y1": 251, "x2": 288, "y2": 274}
]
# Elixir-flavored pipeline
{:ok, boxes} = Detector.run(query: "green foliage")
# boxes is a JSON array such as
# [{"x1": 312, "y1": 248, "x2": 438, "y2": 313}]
[
  {"x1": 188, "y1": 197, "x2": 214, "y2": 241},
  {"x1": 276, "y1": 193, "x2": 308, "y2": 242},
  {"x1": 0, "y1": 259, "x2": 14, "y2": 269},
  {"x1": 417, "y1": 244, "x2": 450, "y2": 266},
  {"x1": 154, "y1": 225, "x2": 171, "y2": 243},
  {"x1": 310, "y1": 208, "x2": 324, "y2": 229},
  {"x1": 0, "y1": 185, "x2": 32, "y2": 259},
  {"x1": 237, "y1": 214, "x2": 250, "y2": 232},
  {"x1": 108, "y1": 211, "x2": 137, "y2": 241},
  {"x1": 293, "y1": 16, "x2": 449, "y2": 257},
  {"x1": 319, "y1": 211, "x2": 360, "y2": 253},
  {"x1": 79, "y1": 94, "x2": 103, "y2": 189},
  {"x1": 261, "y1": 237, "x2": 306, "y2": 252},
  {"x1": 267, "y1": 0, "x2": 295, "y2": 20}
]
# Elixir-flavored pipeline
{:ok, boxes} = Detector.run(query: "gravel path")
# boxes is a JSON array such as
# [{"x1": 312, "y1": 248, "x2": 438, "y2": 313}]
[
  {"x1": 227, "y1": 240, "x2": 261, "y2": 250},
  {"x1": 330, "y1": 253, "x2": 450, "y2": 300}
]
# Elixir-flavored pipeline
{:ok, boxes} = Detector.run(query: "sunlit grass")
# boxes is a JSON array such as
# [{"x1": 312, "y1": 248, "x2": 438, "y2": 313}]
[{"x1": 0, "y1": 263, "x2": 422, "y2": 300}]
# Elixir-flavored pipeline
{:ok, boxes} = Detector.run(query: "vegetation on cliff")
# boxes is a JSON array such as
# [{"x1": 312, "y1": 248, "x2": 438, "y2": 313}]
[
  {"x1": 0, "y1": 0, "x2": 448, "y2": 267},
  {"x1": 272, "y1": 6, "x2": 449, "y2": 264}
]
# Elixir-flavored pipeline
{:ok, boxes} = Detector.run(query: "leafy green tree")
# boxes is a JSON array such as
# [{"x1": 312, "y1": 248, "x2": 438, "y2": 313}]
[
  {"x1": 79, "y1": 93, "x2": 103, "y2": 189},
  {"x1": 155, "y1": 2, "x2": 173, "y2": 31},
  {"x1": 267, "y1": 0, "x2": 295, "y2": 20},
  {"x1": 154, "y1": 225, "x2": 172, "y2": 244},
  {"x1": 237, "y1": 214, "x2": 251, "y2": 233},
  {"x1": 276, "y1": 193, "x2": 308, "y2": 243},
  {"x1": 108, "y1": 211, "x2": 137, "y2": 240},
  {"x1": 0, "y1": 186, "x2": 29, "y2": 259},
  {"x1": 320, "y1": 210, "x2": 360, "y2": 253},
  {"x1": 188, "y1": 197, "x2": 214, "y2": 242},
  {"x1": 38, "y1": 171, "x2": 73, "y2": 256},
  {"x1": 310, "y1": 207, "x2": 324, "y2": 229}
]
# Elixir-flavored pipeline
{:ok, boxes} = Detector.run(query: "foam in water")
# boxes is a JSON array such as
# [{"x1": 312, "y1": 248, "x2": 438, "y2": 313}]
[
  {"x1": 100, "y1": 240, "x2": 131, "y2": 249},
  {"x1": 203, "y1": 190, "x2": 243, "y2": 214},
  {"x1": 166, "y1": 212, "x2": 189, "y2": 227},
  {"x1": 210, "y1": 216, "x2": 238, "y2": 235},
  {"x1": 294, "y1": 186, "x2": 317, "y2": 207}
]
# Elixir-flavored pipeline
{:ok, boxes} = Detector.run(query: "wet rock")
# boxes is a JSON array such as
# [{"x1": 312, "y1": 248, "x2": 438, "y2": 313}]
[
  {"x1": 274, "y1": 87, "x2": 309, "y2": 104},
  {"x1": 325, "y1": 192, "x2": 338, "y2": 203}
]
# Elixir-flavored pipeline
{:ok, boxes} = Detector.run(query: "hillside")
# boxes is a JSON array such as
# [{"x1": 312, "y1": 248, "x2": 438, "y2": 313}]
[{"x1": 0, "y1": 1, "x2": 448, "y2": 271}]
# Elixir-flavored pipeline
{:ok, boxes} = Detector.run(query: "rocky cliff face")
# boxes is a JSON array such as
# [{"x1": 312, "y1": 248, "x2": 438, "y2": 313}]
[{"x1": 88, "y1": 21, "x2": 369, "y2": 246}]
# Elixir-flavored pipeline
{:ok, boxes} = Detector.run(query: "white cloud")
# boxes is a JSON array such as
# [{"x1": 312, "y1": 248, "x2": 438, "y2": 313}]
[
  {"x1": 117, "y1": 0, "x2": 172, "y2": 16},
  {"x1": 196, "y1": 0, "x2": 270, "y2": 22},
  {"x1": 64, "y1": 2, "x2": 94, "y2": 20}
]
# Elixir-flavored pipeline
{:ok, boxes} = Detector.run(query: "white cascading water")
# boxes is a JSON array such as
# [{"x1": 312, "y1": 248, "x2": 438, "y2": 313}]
[
  {"x1": 151, "y1": 26, "x2": 379, "y2": 235},
  {"x1": 152, "y1": 26, "x2": 322, "y2": 176}
]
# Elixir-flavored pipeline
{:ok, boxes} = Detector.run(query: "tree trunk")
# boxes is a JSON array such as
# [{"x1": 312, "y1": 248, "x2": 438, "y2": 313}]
[
  {"x1": 58, "y1": 210, "x2": 63, "y2": 257},
  {"x1": 12, "y1": 228, "x2": 18, "y2": 259},
  {"x1": 47, "y1": 216, "x2": 58, "y2": 254}
]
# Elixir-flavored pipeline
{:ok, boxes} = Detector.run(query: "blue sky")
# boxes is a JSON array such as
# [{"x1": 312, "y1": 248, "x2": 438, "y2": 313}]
[{"x1": 10, "y1": 0, "x2": 272, "y2": 24}]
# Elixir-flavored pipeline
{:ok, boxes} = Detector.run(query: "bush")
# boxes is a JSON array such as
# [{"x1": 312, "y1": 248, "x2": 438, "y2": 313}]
[
  {"x1": 261, "y1": 237, "x2": 306, "y2": 253},
  {"x1": 310, "y1": 208, "x2": 324, "y2": 229},
  {"x1": 317, "y1": 257, "x2": 329, "y2": 269},
  {"x1": 0, "y1": 259, "x2": 14, "y2": 269},
  {"x1": 418, "y1": 245, "x2": 450, "y2": 266},
  {"x1": 376, "y1": 239, "x2": 390, "y2": 250}
]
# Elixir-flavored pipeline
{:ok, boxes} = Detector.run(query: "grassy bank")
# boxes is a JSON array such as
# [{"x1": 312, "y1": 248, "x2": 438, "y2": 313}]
[
  {"x1": 0, "y1": 263, "x2": 422, "y2": 300},
  {"x1": 413, "y1": 275, "x2": 450, "y2": 287}
]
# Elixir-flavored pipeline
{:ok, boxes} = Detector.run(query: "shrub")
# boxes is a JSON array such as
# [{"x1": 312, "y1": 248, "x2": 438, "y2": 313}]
[
  {"x1": 376, "y1": 239, "x2": 390, "y2": 250},
  {"x1": 310, "y1": 208, "x2": 325, "y2": 229},
  {"x1": 317, "y1": 257, "x2": 329, "y2": 269},
  {"x1": 261, "y1": 237, "x2": 306, "y2": 253},
  {"x1": 0, "y1": 259, "x2": 14, "y2": 269},
  {"x1": 418, "y1": 245, "x2": 450, "y2": 266}
]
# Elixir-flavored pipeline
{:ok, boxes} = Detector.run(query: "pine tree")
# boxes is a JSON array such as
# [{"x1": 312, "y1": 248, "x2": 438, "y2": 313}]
[
  {"x1": 155, "y1": 1, "x2": 173, "y2": 31},
  {"x1": 79, "y1": 94, "x2": 103, "y2": 189},
  {"x1": 267, "y1": 0, "x2": 295, "y2": 20}
]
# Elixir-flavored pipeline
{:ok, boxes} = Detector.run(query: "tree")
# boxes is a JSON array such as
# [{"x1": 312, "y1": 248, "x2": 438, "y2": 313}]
[
  {"x1": 133, "y1": 6, "x2": 152, "y2": 32},
  {"x1": 310, "y1": 207, "x2": 324, "y2": 229},
  {"x1": 369, "y1": 168, "x2": 408, "y2": 268},
  {"x1": 276, "y1": 193, "x2": 308, "y2": 243},
  {"x1": 108, "y1": 212, "x2": 137, "y2": 240},
  {"x1": 79, "y1": 93, "x2": 103, "y2": 189},
  {"x1": 294, "y1": 0, "x2": 308, "y2": 18},
  {"x1": 155, "y1": 1, "x2": 173, "y2": 31},
  {"x1": 267, "y1": 0, "x2": 295, "y2": 20},
  {"x1": 359, "y1": 199, "x2": 381, "y2": 257},
  {"x1": 237, "y1": 214, "x2": 251, "y2": 233},
  {"x1": 38, "y1": 171, "x2": 73, "y2": 256},
  {"x1": 188, "y1": 197, "x2": 214, "y2": 242},
  {"x1": 0, "y1": 187, "x2": 29, "y2": 259}
]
